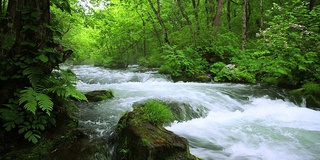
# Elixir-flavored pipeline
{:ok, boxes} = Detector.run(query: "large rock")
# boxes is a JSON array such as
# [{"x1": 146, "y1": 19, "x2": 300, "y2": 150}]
[
  {"x1": 113, "y1": 107, "x2": 201, "y2": 160},
  {"x1": 84, "y1": 90, "x2": 114, "y2": 102}
]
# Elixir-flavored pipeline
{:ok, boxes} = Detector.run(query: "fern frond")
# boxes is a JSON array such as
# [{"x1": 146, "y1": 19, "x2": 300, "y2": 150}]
[
  {"x1": 35, "y1": 93, "x2": 53, "y2": 115},
  {"x1": 67, "y1": 86, "x2": 87, "y2": 101},
  {"x1": 19, "y1": 88, "x2": 37, "y2": 114},
  {"x1": 19, "y1": 87, "x2": 53, "y2": 115},
  {"x1": 22, "y1": 66, "x2": 44, "y2": 89}
]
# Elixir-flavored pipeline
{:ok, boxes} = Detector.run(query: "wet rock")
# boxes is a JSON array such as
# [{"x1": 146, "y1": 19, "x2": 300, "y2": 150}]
[
  {"x1": 133, "y1": 100, "x2": 209, "y2": 122},
  {"x1": 113, "y1": 107, "x2": 201, "y2": 160},
  {"x1": 84, "y1": 90, "x2": 114, "y2": 102}
]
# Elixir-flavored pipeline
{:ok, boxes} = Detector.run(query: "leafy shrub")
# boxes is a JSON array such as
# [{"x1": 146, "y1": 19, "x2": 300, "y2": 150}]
[
  {"x1": 291, "y1": 82, "x2": 320, "y2": 107},
  {"x1": 251, "y1": 1, "x2": 320, "y2": 87},
  {"x1": 141, "y1": 100, "x2": 174, "y2": 126},
  {"x1": 210, "y1": 62, "x2": 256, "y2": 83},
  {"x1": 161, "y1": 45, "x2": 208, "y2": 78}
]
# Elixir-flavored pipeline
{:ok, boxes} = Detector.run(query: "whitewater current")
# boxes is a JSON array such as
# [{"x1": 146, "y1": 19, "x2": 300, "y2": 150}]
[{"x1": 70, "y1": 65, "x2": 320, "y2": 160}]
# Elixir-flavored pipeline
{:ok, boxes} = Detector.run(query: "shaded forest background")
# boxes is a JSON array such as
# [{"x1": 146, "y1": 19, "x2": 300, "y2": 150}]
[{"x1": 0, "y1": 0, "x2": 319, "y2": 144}]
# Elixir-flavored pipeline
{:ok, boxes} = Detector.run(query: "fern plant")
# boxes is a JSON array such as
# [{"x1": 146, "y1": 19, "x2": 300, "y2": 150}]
[
  {"x1": 1, "y1": 65, "x2": 86, "y2": 144},
  {"x1": 19, "y1": 87, "x2": 53, "y2": 115}
]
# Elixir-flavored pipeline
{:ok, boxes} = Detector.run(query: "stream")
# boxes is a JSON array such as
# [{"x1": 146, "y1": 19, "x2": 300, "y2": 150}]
[{"x1": 70, "y1": 65, "x2": 320, "y2": 160}]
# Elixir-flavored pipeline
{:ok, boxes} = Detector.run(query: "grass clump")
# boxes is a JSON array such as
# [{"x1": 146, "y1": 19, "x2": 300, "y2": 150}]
[{"x1": 141, "y1": 100, "x2": 174, "y2": 126}]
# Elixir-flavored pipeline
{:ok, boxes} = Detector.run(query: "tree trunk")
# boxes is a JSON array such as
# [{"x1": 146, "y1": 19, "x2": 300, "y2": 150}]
[
  {"x1": 205, "y1": 0, "x2": 215, "y2": 27},
  {"x1": 147, "y1": 0, "x2": 170, "y2": 44},
  {"x1": 260, "y1": 0, "x2": 263, "y2": 29},
  {"x1": 137, "y1": 11, "x2": 147, "y2": 57},
  {"x1": 7, "y1": 0, "x2": 52, "y2": 56},
  {"x1": 241, "y1": 0, "x2": 247, "y2": 50},
  {"x1": 192, "y1": 0, "x2": 201, "y2": 35},
  {"x1": 0, "y1": 0, "x2": 2, "y2": 16},
  {"x1": 177, "y1": 0, "x2": 196, "y2": 45},
  {"x1": 213, "y1": 0, "x2": 225, "y2": 27},
  {"x1": 226, "y1": 0, "x2": 231, "y2": 30},
  {"x1": 0, "y1": 0, "x2": 71, "y2": 105},
  {"x1": 147, "y1": 11, "x2": 162, "y2": 47},
  {"x1": 309, "y1": 0, "x2": 315, "y2": 11}
]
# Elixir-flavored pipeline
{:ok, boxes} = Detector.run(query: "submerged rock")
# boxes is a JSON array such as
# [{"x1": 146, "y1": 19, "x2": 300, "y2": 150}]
[
  {"x1": 113, "y1": 103, "x2": 202, "y2": 160},
  {"x1": 84, "y1": 90, "x2": 114, "y2": 102}
]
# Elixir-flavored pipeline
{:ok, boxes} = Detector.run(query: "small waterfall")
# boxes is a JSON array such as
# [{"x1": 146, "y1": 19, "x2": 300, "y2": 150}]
[{"x1": 70, "y1": 65, "x2": 320, "y2": 160}]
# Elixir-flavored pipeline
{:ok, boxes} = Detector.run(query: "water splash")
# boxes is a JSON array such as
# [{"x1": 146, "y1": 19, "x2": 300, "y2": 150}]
[{"x1": 71, "y1": 65, "x2": 320, "y2": 160}]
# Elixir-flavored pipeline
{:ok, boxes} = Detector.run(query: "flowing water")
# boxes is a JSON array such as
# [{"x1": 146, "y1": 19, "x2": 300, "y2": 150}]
[{"x1": 70, "y1": 65, "x2": 320, "y2": 160}]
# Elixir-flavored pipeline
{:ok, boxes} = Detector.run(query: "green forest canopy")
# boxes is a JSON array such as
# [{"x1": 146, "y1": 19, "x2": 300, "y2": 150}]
[{"x1": 0, "y1": 0, "x2": 319, "y2": 143}]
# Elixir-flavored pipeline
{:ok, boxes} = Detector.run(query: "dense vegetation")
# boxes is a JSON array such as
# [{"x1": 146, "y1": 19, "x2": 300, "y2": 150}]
[
  {"x1": 61, "y1": 0, "x2": 319, "y2": 105},
  {"x1": 0, "y1": 0, "x2": 319, "y2": 146}
]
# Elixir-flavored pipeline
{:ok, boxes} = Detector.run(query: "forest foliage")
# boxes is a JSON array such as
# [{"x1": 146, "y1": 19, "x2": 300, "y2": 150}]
[
  {"x1": 0, "y1": 0, "x2": 319, "y2": 144},
  {"x1": 60, "y1": 1, "x2": 319, "y2": 89}
]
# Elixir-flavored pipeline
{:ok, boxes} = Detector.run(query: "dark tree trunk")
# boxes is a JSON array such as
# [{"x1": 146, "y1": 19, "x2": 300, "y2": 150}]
[
  {"x1": 7, "y1": 0, "x2": 52, "y2": 56},
  {"x1": 0, "y1": 0, "x2": 2, "y2": 16},
  {"x1": 137, "y1": 11, "x2": 147, "y2": 57},
  {"x1": 226, "y1": 0, "x2": 231, "y2": 30},
  {"x1": 0, "y1": 0, "x2": 71, "y2": 105},
  {"x1": 309, "y1": 0, "x2": 315, "y2": 11},
  {"x1": 147, "y1": 0, "x2": 170, "y2": 44}
]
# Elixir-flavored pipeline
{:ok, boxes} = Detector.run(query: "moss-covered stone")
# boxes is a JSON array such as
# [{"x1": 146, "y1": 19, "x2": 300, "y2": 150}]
[
  {"x1": 133, "y1": 100, "x2": 208, "y2": 122},
  {"x1": 113, "y1": 105, "x2": 202, "y2": 160},
  {"x1": 84, "y1": 89, "x2": 114, "y2": 102}
]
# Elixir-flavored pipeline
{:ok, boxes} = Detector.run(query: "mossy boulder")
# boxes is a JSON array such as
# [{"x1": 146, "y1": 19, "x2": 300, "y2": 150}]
[
  {"x1": 113, "y1": 102, "x2": 202, "y2": 160},
  {"x1": 84, "y1": 90, "x2": 114, "y2": 102},
  {"x1": 133, "y1": 100, "x2": 208, "y2": 122}
]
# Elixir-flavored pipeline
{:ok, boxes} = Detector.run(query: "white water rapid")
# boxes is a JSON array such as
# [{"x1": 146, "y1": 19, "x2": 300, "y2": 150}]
[{"x1": 70, "y1": 65, "x2": 320, "y2": 160}]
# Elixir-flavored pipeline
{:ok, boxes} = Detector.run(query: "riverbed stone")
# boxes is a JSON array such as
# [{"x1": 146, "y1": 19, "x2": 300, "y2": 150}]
[
  {"x1": 84, "y1": 90, "x2": 114, "y2": 102},
  {"x1": 113, "y1": 107, "x2": 201, "y2": 160}
]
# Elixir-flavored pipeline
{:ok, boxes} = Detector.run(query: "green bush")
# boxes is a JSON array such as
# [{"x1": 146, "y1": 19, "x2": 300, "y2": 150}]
[
  {"x1": 141, "y1": 100, "x2": 174, "y2": 126},
  {"x1": 161, "y1": 45, "x2": 208, "y2": 78}
]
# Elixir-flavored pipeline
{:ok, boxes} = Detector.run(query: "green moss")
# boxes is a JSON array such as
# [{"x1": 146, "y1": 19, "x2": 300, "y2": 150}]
[
  {"x1": 140, "y1": 100, "x2": 174, "y2": 126},
  {"x1": 84, "y1": 89, "x2": 114, "y2": 102}
]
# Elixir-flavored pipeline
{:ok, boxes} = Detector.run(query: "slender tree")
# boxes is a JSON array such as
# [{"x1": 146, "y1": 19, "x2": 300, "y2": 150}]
[
  {"x1": 147, "y1": 0, "x2": 169, "y2": 44},
  {"x1": 176, "y1": 0, "x2": 196, "y2": 45},
  {"x1": 191, "y1": 0, "x2": 201, "y2": 34},
  {"x1": 260, "y1": 0, "x2": 263, "y2": 29},
  {"x1": 226, "y1": 0, "x2": 231, "y2": 30},
  {"x1": 241, "y1": 0, "x2": 247, "y2": 50},
  {"x1": 205, "y1": 0, "x2": 215, "y2": 27}
]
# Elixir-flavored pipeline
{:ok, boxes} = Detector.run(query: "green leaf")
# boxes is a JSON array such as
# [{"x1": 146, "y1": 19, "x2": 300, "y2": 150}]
[
  {"x1": 18, "y1": 127, "x2": 26, "y2": 134},
  {"x1": 24, "y1": 131, "x2": 33, "y2": 139},
  {"x1": 20, "y1": 41, "x2": 36, "y2": 47},
  {"x1": 277, "y1": 68, "x2": 288, "y2": 75},
  {"x1": 29, "y1": 134, "x2": 39, "y2": 144},
  {"x1": 37, "y1": 54, "x2": 49, "y2": 63},
  {"x1": 4, "y1": 122, "x2": 15, "y2": 131},
  {"x1": 19, "y1": 88, "x2": 37, "y2": 114},
  {"x1": 37, "y1": 124, "x2": 45, "y2": 130},
  {"x1": 35, "y1": 93, "x2": 53, "y2": 115}
]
